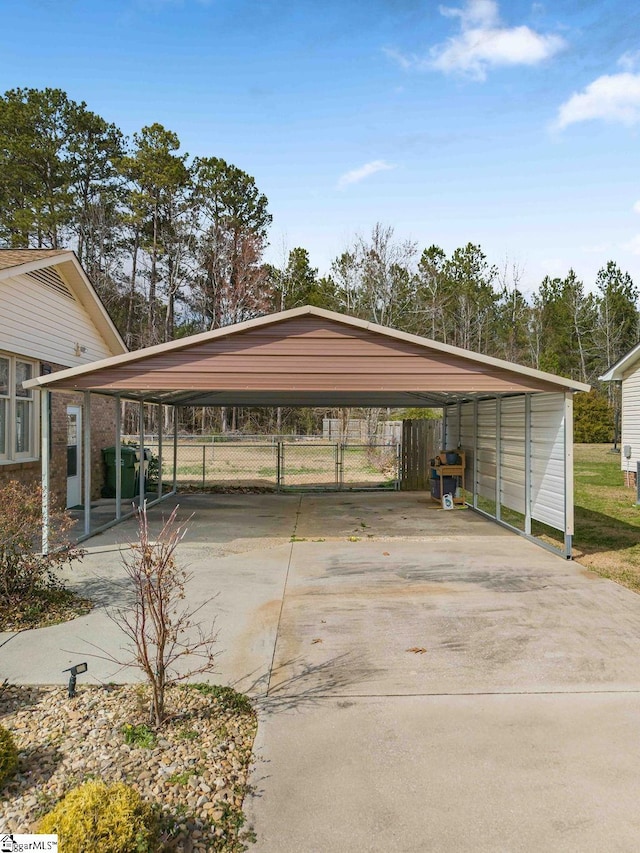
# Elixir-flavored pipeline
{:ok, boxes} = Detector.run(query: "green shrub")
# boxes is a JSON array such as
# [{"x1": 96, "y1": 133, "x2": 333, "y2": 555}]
[
  {"x1": 389, "y1": 407, "x2": 441, "y2": 421},
  {"x1": 121, "y1": 723, "x2": 157, "y2": 748},
  {"x1": 574, "y1": 391, "x2": 614, "y2": 443},
  {"x1": 38, "y1": 780, "x2": 159, "y2": 853},
  {"x1": 0, "y1": 725, "x2": 18, "y2": 788}
]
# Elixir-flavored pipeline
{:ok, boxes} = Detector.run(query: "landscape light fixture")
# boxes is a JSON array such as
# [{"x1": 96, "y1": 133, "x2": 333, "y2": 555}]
[{"x1": 62, "y1": 662, "x2": 88, "y2": 698}]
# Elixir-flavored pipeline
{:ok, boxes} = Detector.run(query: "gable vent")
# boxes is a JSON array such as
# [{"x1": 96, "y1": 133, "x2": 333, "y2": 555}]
[{"x1": 26, "y1": 266, "x2": 75, "y2": 300}]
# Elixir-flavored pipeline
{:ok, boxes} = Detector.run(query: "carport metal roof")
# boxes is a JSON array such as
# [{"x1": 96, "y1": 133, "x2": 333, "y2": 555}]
[
  {"x1": 25, "y1": 305, "x2": 589, "y2": 403},
  {"x1": 30, "y1": 306, "x2": 589, "y2": 557}
]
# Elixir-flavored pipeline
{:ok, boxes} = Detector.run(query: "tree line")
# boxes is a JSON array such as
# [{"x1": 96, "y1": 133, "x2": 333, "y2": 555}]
[{"x1": 0, "y1": 88, "x2": 635, "y2": 437}]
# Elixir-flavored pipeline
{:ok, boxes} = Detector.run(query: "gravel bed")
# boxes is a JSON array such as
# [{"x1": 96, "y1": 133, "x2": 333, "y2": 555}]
[{"x1": 0, "y1": 683, "x2": 257, "y2": 851}]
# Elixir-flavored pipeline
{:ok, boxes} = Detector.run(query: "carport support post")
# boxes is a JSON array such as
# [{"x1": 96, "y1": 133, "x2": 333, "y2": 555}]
[
  {"x1": 524, "y1": 395, "x2": 532, "y2": 535},
  {"x1": 40, "y1": 389, "x2": 50, "y2": 554},
  {"x1": 564, "y1": 392, "x2": 574, "y2": 559},
  {"x1": 172, "y1": 406, "x2": 178, "y2": 492},
  {"x1": 139, "y1": 400, "x2": 145, "y2": 506},
  {"x1": 157, "y1": 403, "x2": 163, "y2": 499},
  {"x1": 115, "y1": 395, "x2": 122, "y2": 521},
  {"x1": 495, "y1": 396, "x2": 502, "y2": 522},
  {"x1": 83, "y1": 392, "x2": 91, "y2": 537},
  {"x1": 472, "y1": 398, "x2": 479, "y2": 508}
]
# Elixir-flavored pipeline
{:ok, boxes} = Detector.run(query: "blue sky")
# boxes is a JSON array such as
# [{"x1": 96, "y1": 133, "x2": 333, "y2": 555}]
[{"x1": 1, "y1": 0, "x2": 640, "y2": 295}]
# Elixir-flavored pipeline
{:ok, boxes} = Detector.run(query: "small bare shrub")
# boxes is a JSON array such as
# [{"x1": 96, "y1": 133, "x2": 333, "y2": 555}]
[
  {"x1": 0, "y1": 481, "x2": 84, "y2": 617},
  {"x1": 103, "y1": 502, "x2": 218, "y2": 727}
]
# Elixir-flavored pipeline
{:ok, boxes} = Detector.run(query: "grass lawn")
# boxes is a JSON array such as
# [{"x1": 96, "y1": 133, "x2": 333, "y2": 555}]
[{"x1": 572, "y1": 443, "x2": 640, "y2": 592}]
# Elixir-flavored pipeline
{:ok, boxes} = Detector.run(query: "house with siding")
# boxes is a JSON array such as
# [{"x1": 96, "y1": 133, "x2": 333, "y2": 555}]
[
  {"x1": 601, "y1": 345, "x2": 640, "y2": 484},
  {"x1": 0, "y1": 249, "x2": 126, "y2": 507}
]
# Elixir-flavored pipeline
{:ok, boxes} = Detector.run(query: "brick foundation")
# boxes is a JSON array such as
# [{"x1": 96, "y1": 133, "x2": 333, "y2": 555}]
[{"x1": 0, "y1": 362, "x2": 117, "y2": 508}]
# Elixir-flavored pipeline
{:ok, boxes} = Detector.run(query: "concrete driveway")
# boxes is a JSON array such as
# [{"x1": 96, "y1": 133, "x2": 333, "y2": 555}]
[{"x1": 2, "y1": 492, "x2": 640, "y2": 850}]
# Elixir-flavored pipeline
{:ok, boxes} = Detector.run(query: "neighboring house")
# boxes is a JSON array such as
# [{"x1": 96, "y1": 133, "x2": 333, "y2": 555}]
[
  {"x1": 0, "y1": 249, "x2": 126, "y2": 507},
  {"x1": 600, "y1": 344, "x2": 640, "y2": 485}
]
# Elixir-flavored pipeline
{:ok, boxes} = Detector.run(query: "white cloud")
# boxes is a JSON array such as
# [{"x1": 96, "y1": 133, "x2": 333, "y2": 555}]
[
  {"x1": 622, "y1": 234, "x2": 640, "y2": 255},
  {"x1": 555, "y1": 72, "x2": 640, "y2": 129},
  {"x1": 337, "y1": 160, "x2": 396, "y2": 189},
  {"x1": 618, "y1": 51, "x2": 640, "y2": 72},
  {"x1": 633, "y1": 201, "x2": 640, "y2": 214},
  {"x1": 386, "y1": 0, "x2": 565, "y2": 80},
  {"x1": 439, "y1": 0, "x2": 498, "y2": 26}
]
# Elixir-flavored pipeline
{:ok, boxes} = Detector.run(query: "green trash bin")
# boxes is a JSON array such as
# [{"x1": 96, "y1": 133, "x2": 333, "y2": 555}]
[{"x1": 102, "y1": 445, "x2": 138, "y2": 499}]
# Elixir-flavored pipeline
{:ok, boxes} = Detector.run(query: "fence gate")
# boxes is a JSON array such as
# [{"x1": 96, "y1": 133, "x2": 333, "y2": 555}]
[
  {"x1": 279, "y1": 443, "x2": 398, "y2": 490},
  {"x1": 280, "y1": 443, "x2": 339, "y2": 489},
  {"x1": 399, "y1": 419, "x2": 442, "y2": 490}
]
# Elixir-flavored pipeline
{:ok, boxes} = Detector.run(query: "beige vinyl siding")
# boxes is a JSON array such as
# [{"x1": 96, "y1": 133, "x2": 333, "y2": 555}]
[
  {"x1": 621, "y1": 366, "x2": 640, "y2": 471},
  {"x1": 0, "y1": 272, "x2": 114, "y2": 367}
]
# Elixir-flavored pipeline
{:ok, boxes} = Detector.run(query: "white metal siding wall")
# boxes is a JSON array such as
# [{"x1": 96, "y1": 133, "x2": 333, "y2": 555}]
[
  {"x1": 440, "y1": 393, "x2": 571, "y2": 547},
  {"x1": 500, "y1": 396, "x2": 526, "y2": 515},
  {"x1": 476, "y1": 399, "x2": 497, "y2": 502},
  {"x1": 621, "y1": 367, "x2": 640, "y2": 471},
  {"x1": 530, "y1": 393, "x2": 565, "y2": 530},
  {"x1": 459, "y1": 402, "x2": 475, "y2": 491}
]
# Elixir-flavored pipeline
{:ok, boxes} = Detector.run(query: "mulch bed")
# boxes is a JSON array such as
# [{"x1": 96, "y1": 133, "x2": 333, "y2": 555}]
[{"x1": 0, "y1": 588, "x2": 93, "y2": 633}]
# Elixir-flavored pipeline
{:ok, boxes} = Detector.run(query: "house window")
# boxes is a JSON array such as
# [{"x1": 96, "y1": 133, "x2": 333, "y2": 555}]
[
  {"x1": 0, "y1": 357, "x2": 8, "y2": 458},
  {"x1": 0, "y1": 354, "x2": 38, "y2": 462}
]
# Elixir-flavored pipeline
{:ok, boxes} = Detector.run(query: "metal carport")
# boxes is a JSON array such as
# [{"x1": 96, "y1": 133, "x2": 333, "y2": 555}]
[{"x1": 24, "y1": 306, "x2": 589, "y2": 556}]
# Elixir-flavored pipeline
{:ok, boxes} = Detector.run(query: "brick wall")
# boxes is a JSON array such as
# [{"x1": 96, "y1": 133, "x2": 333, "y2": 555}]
[
  {"x1": 0, "y1": 359, "x2": 118, "y2": 508},
  {"x1": 49, "y1": 389, "x2": 117, "y2": 506},
  {"x1": 0, "y1": 459, "x2": 41, "y2": 492}
]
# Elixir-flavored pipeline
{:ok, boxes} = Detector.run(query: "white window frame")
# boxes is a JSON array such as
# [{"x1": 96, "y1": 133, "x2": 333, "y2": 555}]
[
  {"x1": 0, "y1": 352, "x2": 39, "y2": 464},
  {"x1": 0, "y1": 355, "x2": 9, "y2": 460}
]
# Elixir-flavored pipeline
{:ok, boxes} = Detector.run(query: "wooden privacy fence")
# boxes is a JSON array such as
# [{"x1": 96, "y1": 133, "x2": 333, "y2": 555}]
[{"x1": 400, "y1": 419, "x2": 443, "y2": 490}]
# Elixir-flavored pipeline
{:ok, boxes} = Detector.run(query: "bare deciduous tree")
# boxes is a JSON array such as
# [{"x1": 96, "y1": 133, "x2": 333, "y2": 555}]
[{"x1": 105, "y1": 503, "x2": 218, "y2": 727}]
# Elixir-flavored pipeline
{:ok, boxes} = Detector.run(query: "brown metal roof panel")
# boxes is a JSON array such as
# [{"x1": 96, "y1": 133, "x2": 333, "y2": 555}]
[
  {"x1": 85, "y1": 345, "x2": 495, "y2": 374},
  {"x1": 57, "y1": 372, "x2": 558, "y2": 393},
  {"x1": 52, "y1": 362, "x2": 545, "y2": 383},
  {"x1": 25, "y1": 305, "x2": 590, "y2": 395}
]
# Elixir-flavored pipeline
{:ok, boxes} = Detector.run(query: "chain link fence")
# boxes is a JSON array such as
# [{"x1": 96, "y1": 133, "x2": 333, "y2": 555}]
[{"x1": 126, "y1": 436, "x2": 399, "y2": 490}]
